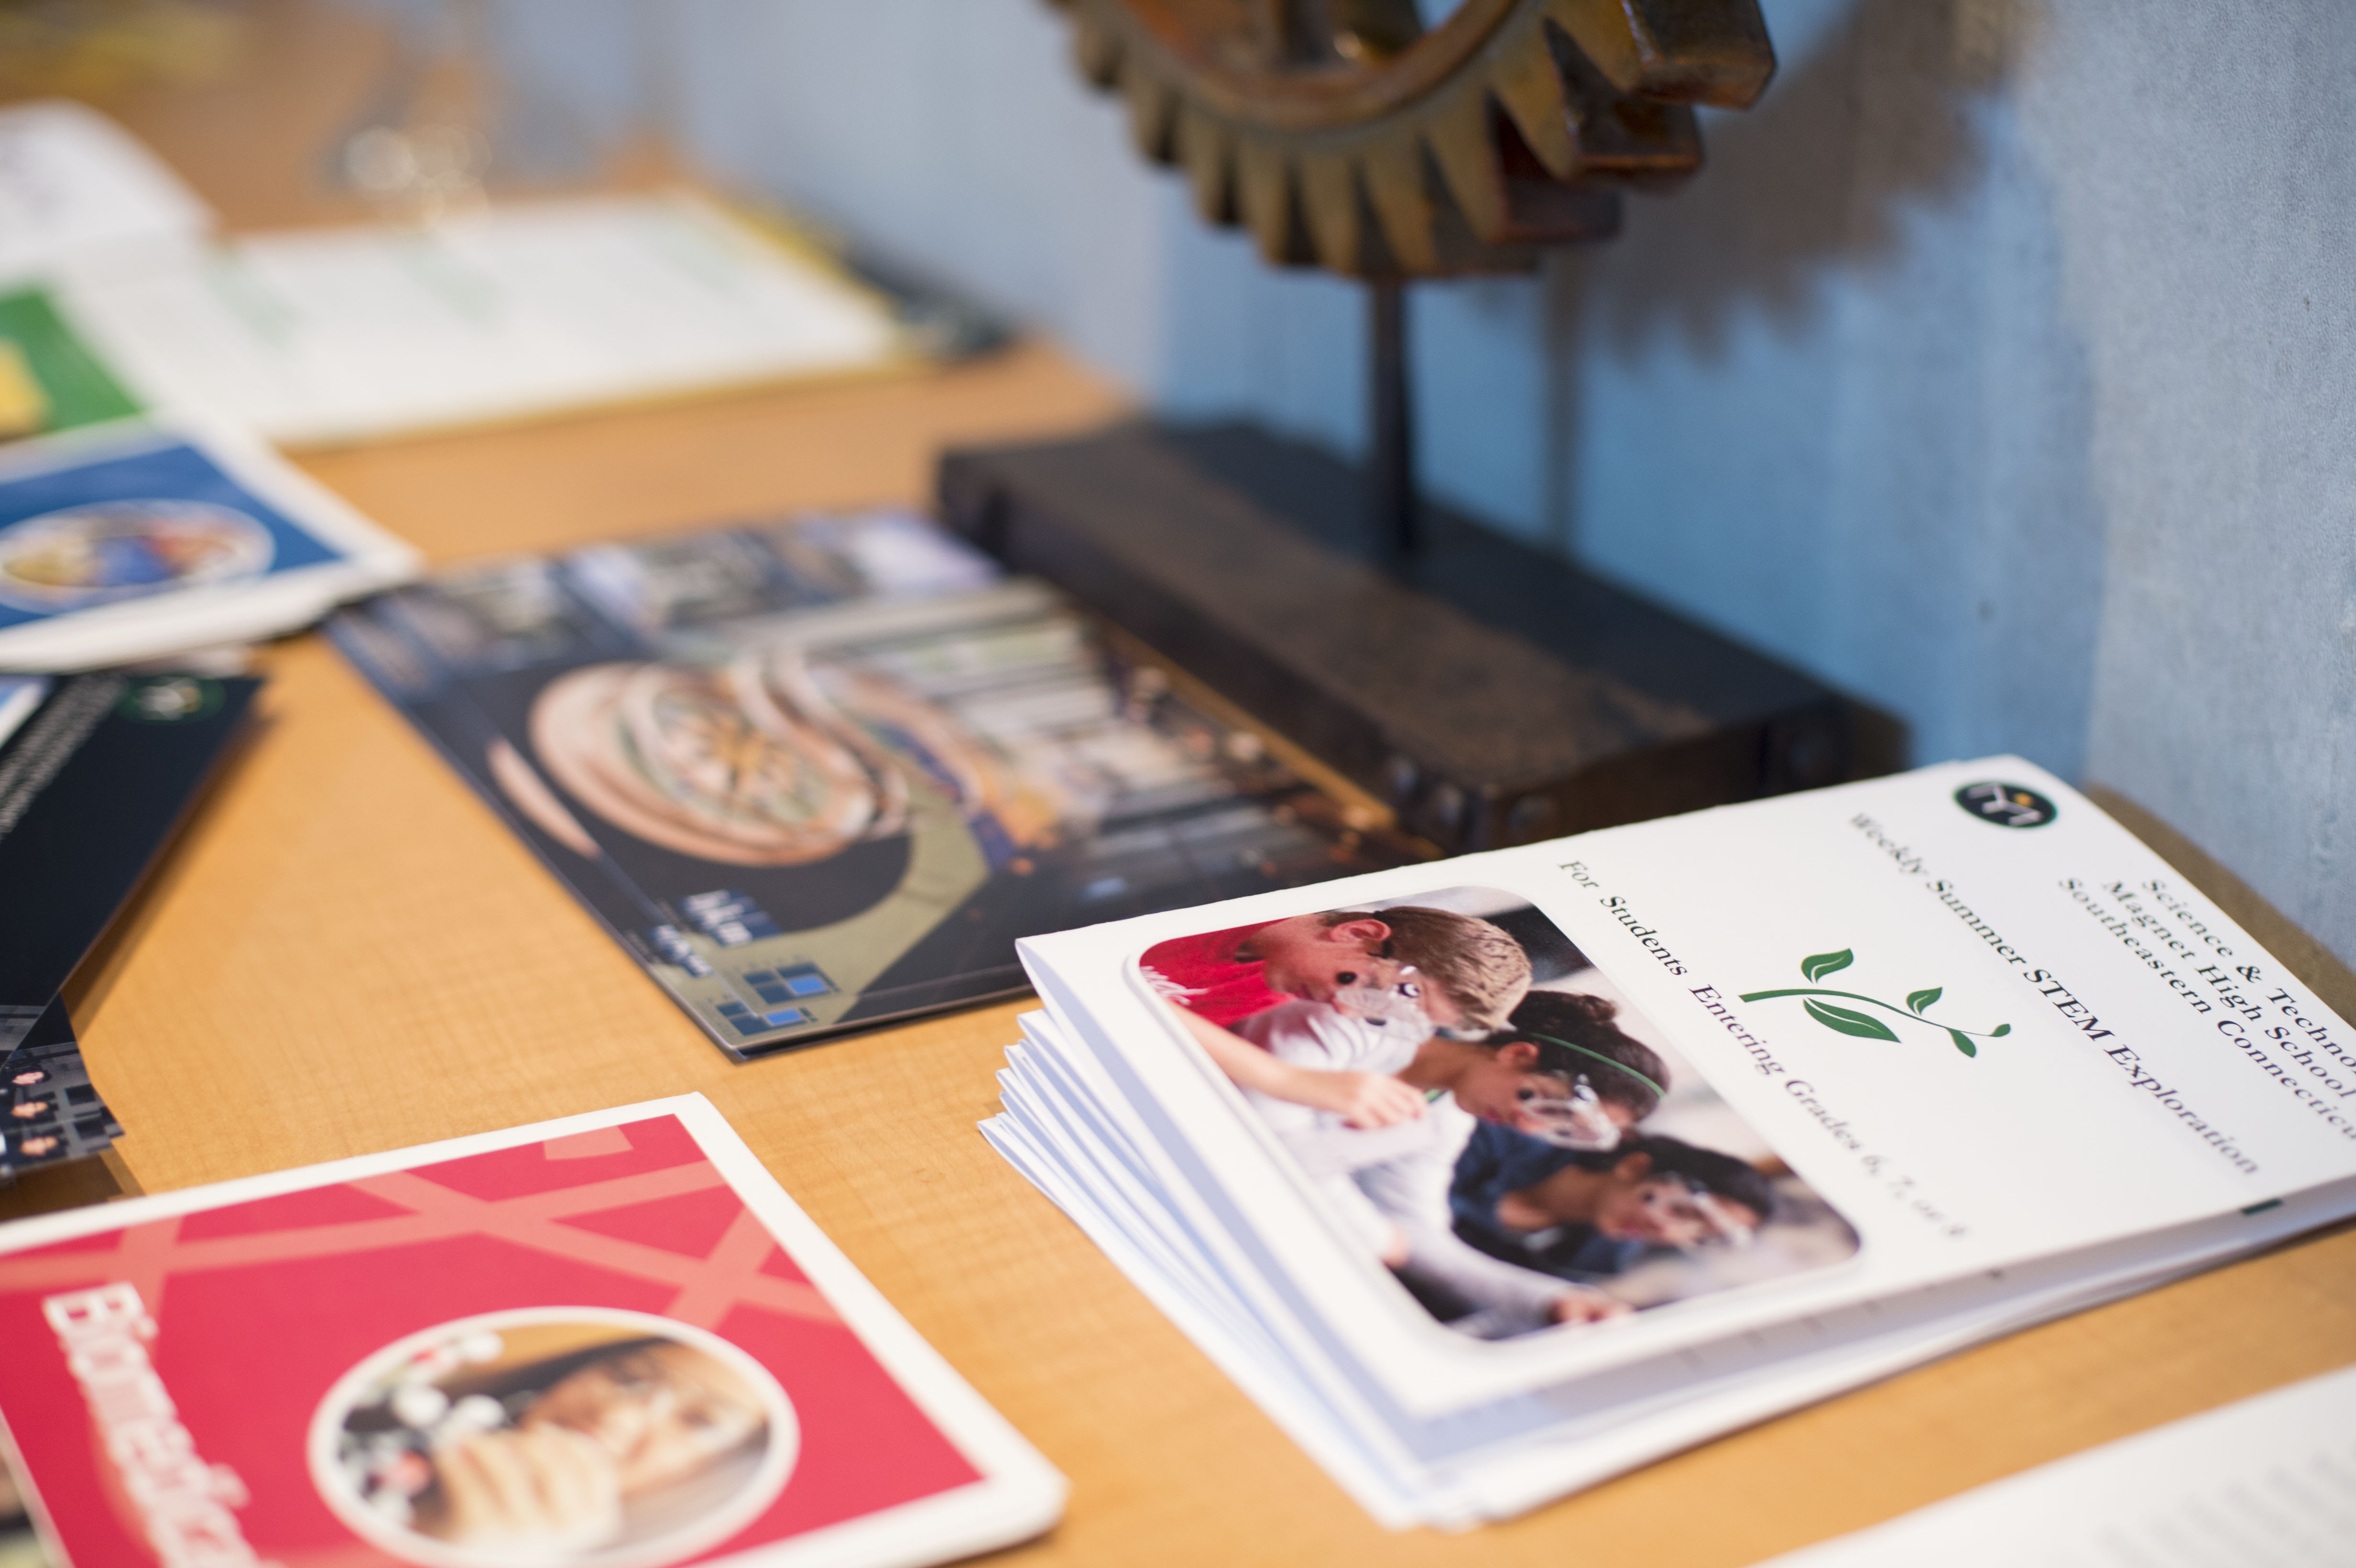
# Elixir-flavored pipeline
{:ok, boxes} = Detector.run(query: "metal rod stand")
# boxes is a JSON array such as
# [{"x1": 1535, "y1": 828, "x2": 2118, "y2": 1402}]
[{"x1": 1368, "y1": 277, "x2": 1418, "y2": 558}]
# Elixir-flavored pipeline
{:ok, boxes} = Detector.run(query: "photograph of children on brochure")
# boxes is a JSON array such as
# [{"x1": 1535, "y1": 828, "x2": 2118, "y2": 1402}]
[{"x1": 1141, "y1": 888, "x2": 1859, "y2": 1340}]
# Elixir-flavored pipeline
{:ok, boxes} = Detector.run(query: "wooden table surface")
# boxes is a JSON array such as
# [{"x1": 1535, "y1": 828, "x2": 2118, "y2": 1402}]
[{"x1": 11, "y1": 7, "x2": 2356, "y2": 1566}]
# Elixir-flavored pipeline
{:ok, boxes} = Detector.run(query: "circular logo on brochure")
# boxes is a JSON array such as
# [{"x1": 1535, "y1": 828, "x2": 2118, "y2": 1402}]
[
  {"x1": 117, "y1": 675, "x2": 222, "y2": 723},
  {"x1": 309, "y1": 1307, "x2": 798, "y2": 1568},
  {"x1": 1953, "y1": 780, "x2": 2057, "y2": 829}
]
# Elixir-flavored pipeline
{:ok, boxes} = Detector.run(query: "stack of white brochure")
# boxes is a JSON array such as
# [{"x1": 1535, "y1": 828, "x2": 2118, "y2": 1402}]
[{"x1": 983, "y1": 757, "x2": 2356, "y2": 1528}]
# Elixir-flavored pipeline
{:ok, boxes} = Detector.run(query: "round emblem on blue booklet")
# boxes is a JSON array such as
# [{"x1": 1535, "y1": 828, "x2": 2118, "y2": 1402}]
[{"x1": 0, "y1": 498, "x2": 273, "y2": 612}]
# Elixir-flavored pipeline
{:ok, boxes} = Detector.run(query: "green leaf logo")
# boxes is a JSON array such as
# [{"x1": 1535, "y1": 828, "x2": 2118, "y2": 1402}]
[
  {"x1": 1801, "y1": 949, "x2": 1854, "y2": 982},
  {"x1": 1802, "y1": 998, "x2": 1900, "y2": 1041},
  {"x1": 1742, "y1": 948, "x2": 2007, "y2": 1059}
]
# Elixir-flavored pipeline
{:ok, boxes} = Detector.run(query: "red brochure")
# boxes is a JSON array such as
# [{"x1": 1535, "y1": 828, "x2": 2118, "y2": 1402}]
[{"x1": 0, "y1": 1096, "x2": 1062, "y2": 1568}]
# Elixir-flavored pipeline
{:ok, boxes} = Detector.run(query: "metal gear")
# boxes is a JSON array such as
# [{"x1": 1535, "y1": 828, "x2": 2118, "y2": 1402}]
[{"x1": 1052, "y1": 0, "x2": 1774, "y2": 277}]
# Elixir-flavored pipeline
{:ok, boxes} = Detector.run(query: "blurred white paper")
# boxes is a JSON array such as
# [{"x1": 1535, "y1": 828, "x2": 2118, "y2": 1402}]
[
  {"x1": 0, "y1": 101, "x2": 212, "y2": 282},
  {"x1": 57, "y1": 190, "x2": 906, "y2": 447},
  {"x1": 1757, "y1": 1364, "x2": 2356, "y2": 1568}
]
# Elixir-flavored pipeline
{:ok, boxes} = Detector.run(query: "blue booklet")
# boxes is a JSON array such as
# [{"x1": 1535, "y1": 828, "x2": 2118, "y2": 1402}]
[{"x1": 0, "y1": 413, "x2": 417, "y2": 671}]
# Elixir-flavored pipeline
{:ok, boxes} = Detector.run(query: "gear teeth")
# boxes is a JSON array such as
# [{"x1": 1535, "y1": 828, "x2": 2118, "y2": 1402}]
[
  {"x1": 1621, "y1": 0, "x2": 1775, "y2": 106},
  {"x1": 1237, "y1": 138, "x2": 1320, "y2": 266},
  {"x1": 1299, "y1": 153, "x2": 1410, "y2": 277},
  {"x1": 1486, "y1": 17, "x2": 1581, "y2": 180},
  {"x1": 1415, "y1": 138, "x2": 1537, "y2": 273},
  {"x1": 1072, "y1": 3, "x2": 1122, "y2": 87},
  {"x1": 1119, "y1": 56, "x2": 1180, "y2": 163},
  {"x1": 1488, "y1": 100, "x2": 1624, "y2": 240},
  {"x1": 1548, "y1": 0, "x2": 1773, "y2": 109},
  {"x1": 1421, "y1": 83, "x2": 1511, "y2": 244},
  {"x1": 1359, "y1": 133, "x2": 1442, "y2": 276},
  {"x1": 1298, "y1": 152, "x2": 1364, "y2": 275},
  {"x1": 1177, "y1": 104, "x2": 1240, "y2": 227},
  {"x1": 1583, "y1": 98, "x2": 1703, "y2": 190},
  {"x1": 1050, "y1": 0, "x2": 1766, "y2": 278},
  {"x1": 1548, "y1": 23, "x2": 1705, "y2": 188}
]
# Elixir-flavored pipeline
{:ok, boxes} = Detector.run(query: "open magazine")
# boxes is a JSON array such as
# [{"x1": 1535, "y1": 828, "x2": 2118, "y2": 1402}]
[{"x1": 985, "y1": 757, "x2": 2356, "y2": 1528}]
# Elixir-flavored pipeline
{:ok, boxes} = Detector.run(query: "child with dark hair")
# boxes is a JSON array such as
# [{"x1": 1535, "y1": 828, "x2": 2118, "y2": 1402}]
[
  {"x1": 1451, "y1": 1132, "x2": 1775, "y2": 1286},
  {"x1": 1257, "y1": 988, "x2": 1676, "y2": 1335},
  {"x1": 1484, "y1": 990, "x2": 1669, "y2": 1144}
]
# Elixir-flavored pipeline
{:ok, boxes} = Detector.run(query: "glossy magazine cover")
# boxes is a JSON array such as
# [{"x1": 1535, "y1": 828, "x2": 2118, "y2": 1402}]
[{"x1": 331, "y1": 511, "x2": 1419, "y2": 1059}]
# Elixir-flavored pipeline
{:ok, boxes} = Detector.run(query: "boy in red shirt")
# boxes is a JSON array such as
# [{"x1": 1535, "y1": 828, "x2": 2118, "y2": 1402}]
[
  {"x1": 1142, "y1": 907, "x2": 1532, "y2": 1129},
  {"x1": 1140, "y1": 908, "x2": 1528, "y2": 1030}
]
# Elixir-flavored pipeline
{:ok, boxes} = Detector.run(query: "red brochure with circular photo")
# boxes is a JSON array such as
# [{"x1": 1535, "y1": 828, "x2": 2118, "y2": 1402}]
[{"x1": 0, "y1": 1095, "x2": 1062, "y2": 1568}]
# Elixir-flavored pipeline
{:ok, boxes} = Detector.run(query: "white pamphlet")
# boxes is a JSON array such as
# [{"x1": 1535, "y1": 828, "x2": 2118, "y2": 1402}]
[
  {"x1": 1757, "y1": 1363, "x2": 2356, "y2": 1567},
  {"x1": 986, "y1": 760, "x2": 2356, "y2": 1526},
  {"x1": 0, "y1": 100, "x2": 212, "y2": 283},
  {"x1": 52, "y1": 190, "x2": 909, "y2": 448}
]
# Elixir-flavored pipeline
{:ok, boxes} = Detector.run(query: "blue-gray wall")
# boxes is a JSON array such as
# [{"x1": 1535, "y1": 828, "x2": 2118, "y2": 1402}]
[{"x1": 449, "y1": 0, "x2": 2356, "y2": 965}]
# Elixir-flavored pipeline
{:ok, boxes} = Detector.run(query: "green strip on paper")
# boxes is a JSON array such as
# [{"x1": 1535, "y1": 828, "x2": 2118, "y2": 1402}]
[{"x1": 0, "y1": 287, "x2": 143, "y2": 435}]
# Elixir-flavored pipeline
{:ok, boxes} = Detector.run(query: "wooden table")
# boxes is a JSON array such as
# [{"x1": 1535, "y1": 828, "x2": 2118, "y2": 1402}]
[{"x1": 11, "y1": 7, "x2": 2356, "y2": 1565}]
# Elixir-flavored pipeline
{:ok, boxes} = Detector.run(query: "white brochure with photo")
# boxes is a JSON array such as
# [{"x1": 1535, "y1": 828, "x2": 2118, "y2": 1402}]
[{"x1": 984, "y1": 758, "x2": 2356, "y2": 1527}]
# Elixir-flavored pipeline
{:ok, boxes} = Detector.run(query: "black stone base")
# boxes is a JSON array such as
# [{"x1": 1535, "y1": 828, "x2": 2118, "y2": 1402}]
[{"x1": 938, "y1": 422, "x2": 1890, "y2": 854}]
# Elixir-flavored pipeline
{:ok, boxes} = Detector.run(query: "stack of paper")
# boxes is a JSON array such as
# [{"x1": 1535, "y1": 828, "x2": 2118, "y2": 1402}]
[{"x1": 985, "y1": 758, "x2": 2356, "y2": 1527}]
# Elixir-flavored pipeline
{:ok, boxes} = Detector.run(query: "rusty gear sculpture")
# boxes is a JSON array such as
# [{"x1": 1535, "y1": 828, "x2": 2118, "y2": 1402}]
[{"x1": 1052, "y1": 0, "x2": 1773, "y2": 277}]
